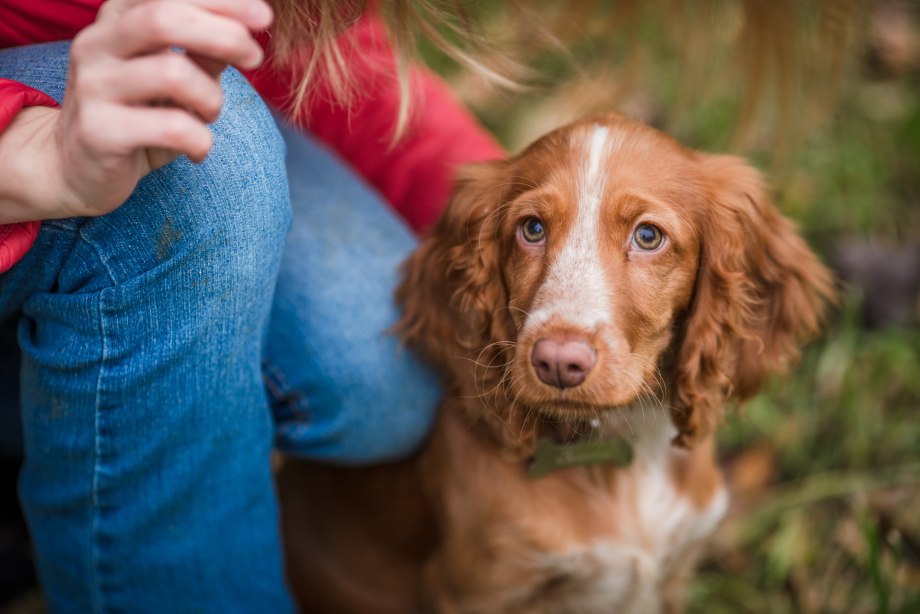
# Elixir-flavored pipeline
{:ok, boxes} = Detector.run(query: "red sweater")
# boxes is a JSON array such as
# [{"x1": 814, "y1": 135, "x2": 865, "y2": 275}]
[{"x1": 0, "y1": 1, "x2": 503, "y2": 273}]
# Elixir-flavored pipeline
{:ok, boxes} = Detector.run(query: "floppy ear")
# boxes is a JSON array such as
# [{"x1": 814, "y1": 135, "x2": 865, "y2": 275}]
[
  {"x1": 395, "y1": 160, "x2": 512, "y2": 378},
  {"x1": 671, "y1": 155, "x2": 836, "y2": 446}
]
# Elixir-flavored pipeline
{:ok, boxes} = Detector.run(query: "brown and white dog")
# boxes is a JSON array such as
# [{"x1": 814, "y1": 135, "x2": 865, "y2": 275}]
[{"x1": 278, "y1": 113, "x2": 834, "y2": 613}]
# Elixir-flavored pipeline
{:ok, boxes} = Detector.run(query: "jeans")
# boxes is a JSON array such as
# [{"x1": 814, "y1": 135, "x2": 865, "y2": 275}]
[{"x1": 0, "y1": 42, "x2": 439, "y2": 612}]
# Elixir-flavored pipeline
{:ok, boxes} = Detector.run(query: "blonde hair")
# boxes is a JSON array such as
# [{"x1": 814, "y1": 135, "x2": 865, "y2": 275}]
[
  {"x1": 266, "y1": 0, "x2": 523, "y2": 139},
  {"x1": 266, "y1": 0, "x2": 869, "y2": 148}
]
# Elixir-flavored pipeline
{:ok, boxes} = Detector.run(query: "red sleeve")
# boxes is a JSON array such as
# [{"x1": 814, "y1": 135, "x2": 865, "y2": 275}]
[
  {"x1": 0, "y1": 79, "x2": 59, "y2": 273},
  {"x1": 0, "y1": 0, "x2": 99, "y2": 47},
  {"x1": 245, "y1": 15, "x2": 504, "y2": 233}
]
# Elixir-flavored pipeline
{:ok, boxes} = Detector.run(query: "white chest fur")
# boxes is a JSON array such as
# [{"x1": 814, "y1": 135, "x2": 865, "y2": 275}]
[{"x1": 534, "y1": 408, "x2": 728, "y2": 614}]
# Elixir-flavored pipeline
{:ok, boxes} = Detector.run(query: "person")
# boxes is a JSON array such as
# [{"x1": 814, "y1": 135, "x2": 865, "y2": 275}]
[{"x1": 0, "y1": 0, "x2": 503, "y2": 610}]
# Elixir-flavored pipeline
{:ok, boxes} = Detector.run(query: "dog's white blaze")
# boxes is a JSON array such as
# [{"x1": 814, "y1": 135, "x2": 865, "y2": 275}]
[{"x1": 525, "y1": 126, "x2": 615, "y2": 334}]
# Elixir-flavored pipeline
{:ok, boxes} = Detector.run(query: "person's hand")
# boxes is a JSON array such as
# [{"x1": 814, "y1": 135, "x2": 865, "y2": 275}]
[{"x1": 0, "y1": 0, "x2": 272, "y2": 222}]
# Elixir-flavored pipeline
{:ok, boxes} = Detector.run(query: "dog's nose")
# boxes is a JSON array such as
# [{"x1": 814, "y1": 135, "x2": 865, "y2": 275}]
[{"x1": 530, "y1": 338, "x2": 597, "y2": 389}]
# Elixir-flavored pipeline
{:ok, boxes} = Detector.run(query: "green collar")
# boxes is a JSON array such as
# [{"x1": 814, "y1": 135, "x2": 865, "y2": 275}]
[{"x1": 528, "y1": 434, "x2": 634, "y2": 479}]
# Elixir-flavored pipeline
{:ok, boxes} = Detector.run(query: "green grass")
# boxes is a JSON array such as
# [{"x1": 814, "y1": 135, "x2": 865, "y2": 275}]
[{"x1": 692, "y1": 320, "x2": 920, "y2": 613}]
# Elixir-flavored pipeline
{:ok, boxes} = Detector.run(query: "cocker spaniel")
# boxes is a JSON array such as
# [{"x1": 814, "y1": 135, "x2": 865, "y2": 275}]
[{"x1": 278, "y1": 113, "x2": 835, "y2": 613}]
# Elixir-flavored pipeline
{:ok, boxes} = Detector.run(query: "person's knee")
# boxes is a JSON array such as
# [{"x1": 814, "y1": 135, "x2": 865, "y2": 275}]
[
  {"x1": 272, "y1": 344, "x2": 441, "y2": 464},
  {"x1": 180, "y1": 69, "x2": 291, "y2": 274},
  {"x1": 338, "y1": 354, "x2": 440, "y2": 462},
  {"x1": 80, "y1": 68, "x2": 290, "y2": 293}
]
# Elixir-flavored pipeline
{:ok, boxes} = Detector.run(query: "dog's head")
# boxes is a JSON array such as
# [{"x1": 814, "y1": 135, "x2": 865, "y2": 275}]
[{"x1": 397, "y1": 114, "x2": 834, "y2": 453}]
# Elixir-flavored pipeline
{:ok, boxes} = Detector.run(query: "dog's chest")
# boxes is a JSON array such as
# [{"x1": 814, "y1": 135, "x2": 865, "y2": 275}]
[
  {"x1": 437, "y1": 409, "x2": 727, "y2": 613},
  {"x1": 534, "y1": 456, "x2": 728, "y2": 613},
  {"x1": 485, "y1": 413, "x2": 726, "y2": 613}
]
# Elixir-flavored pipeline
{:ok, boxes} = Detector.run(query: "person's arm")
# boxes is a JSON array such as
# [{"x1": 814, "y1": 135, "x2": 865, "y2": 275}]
[
  {"x1": 0, "y1": 0, "x2": 272, "y2": 273},
  {"x1": 0, "y1": 80, "x2": 58, "y2": 272},
  {"x1": 0, "y1": 0, "x2": 271, "y2": 225},
  {"x1": 0, "y1": 82, "x2": 61, "y2": 226},
  {"x1": 247, "y1": 14, "x2": 504, "y2": 233}
]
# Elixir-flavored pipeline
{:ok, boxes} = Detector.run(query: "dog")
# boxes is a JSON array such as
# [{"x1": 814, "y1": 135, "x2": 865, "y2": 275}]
[{"x1": 277, "y1": 112, "x2": 835, "y2": 613}]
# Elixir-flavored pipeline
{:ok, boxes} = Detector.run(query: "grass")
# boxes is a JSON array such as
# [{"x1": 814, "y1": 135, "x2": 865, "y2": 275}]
[
  {"x1": 424, "y1": 3, "x2": 920, "y2": 610},
  {"x1": 694, "y1": 320, "x2": 920, "y2": 612}
]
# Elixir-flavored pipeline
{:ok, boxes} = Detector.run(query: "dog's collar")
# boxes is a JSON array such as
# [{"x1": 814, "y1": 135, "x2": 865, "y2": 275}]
[{"x1": 527, "y1": 418, "x2": 634, "y2": 479}]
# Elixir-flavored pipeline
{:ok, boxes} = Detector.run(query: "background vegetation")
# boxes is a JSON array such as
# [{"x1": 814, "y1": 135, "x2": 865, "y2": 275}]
[{"x1": 430, "y1": 1, "x2": 920, "y2": 611}]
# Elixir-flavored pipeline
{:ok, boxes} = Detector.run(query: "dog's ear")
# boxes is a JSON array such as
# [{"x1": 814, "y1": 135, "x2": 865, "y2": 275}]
[
  {"x1": 395, "y1": 160, "x2": 511, "y2": 376},
  {"x1": 671, "y1": 155, "x2": 836, "y2": 446}
]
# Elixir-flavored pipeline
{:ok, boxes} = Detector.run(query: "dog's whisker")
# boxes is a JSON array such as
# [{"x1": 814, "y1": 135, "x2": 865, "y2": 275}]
[
  {"x1": 459, "y1": 356, "x2": 512, "y2": 370},
  {"x1": 505, "y1": 305, "x2": 534, "y2": 320}
]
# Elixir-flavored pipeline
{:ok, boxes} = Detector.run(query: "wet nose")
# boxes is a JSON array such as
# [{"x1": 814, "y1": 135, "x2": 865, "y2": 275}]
[{"x1": 530, "y1": 338, "x2": 597, "y2": 389}]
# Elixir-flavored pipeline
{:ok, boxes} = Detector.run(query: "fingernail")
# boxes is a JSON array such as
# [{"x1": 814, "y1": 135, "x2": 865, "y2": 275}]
[
  {"x1": 251, "y1": 45, "x2": 264, "y2": 68},
  {"x1": 250, "y1": 1, "x2": 273, "y2": 27}
]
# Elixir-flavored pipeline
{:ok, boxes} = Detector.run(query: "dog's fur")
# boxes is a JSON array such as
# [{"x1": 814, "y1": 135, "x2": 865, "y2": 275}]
[{"x1": 278, "y1": 113, "x2": 834, "y2": 613}]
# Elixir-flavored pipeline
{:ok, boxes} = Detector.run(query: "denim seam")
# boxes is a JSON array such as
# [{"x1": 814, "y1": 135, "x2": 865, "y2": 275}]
[
  {"x1": 82, "y1": 229, "x2": 115, "y2": 614},
  {"x1": 79, "y1": 226, "x2": 119, "y2": 287},
  {"x1": 89, "y1": 289, "x2": 108, "y2": 613}
]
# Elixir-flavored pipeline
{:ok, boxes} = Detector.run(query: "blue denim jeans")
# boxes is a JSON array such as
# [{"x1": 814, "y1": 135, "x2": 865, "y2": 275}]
[{"x1": 0, "y1": 42, "x2": 439, "y2": 612}]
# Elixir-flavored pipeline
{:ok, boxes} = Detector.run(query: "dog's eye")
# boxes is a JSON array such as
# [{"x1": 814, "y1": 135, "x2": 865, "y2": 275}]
[
  {"x1": 520, "y1": 217, "x2": 546, "y2": 244},
  {"x1": 632, "y1": 224, "x2": 663, "y2": 250}
]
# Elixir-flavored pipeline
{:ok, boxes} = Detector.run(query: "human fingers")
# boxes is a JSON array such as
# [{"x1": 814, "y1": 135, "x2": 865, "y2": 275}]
[
  {"x1": 98, "y1": 0, "x2": 273, "y2": 33},
  {"x1": 78, "y1": 104, "x2": 214, "y2": 163},
  {"x1": 81, "y1": 52, "x2": 225, "y2": 122},
  {"x1": 78, "y1": 0, "x2": 266, "y2": 70}
]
